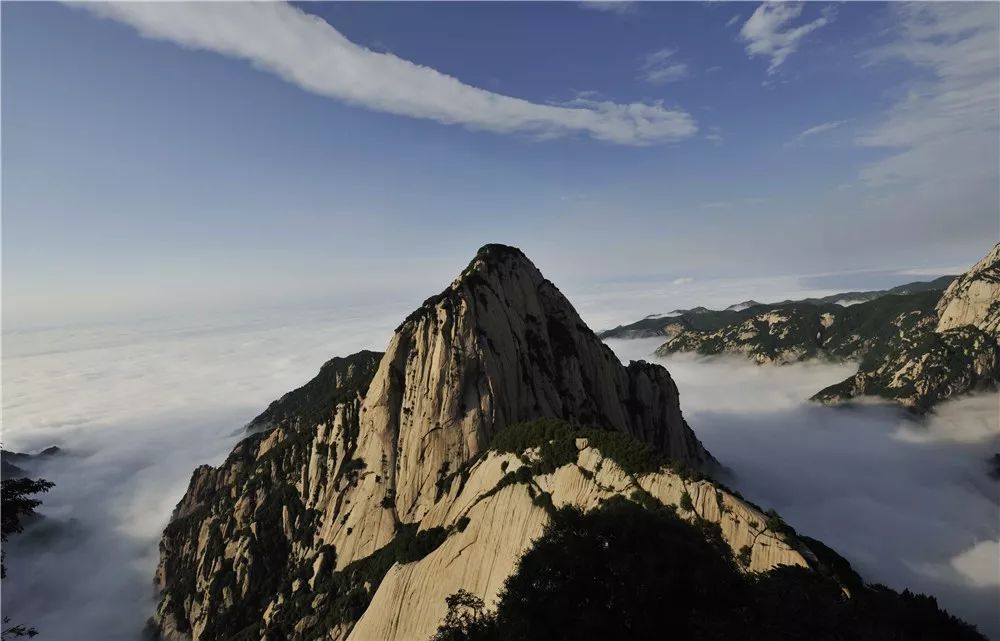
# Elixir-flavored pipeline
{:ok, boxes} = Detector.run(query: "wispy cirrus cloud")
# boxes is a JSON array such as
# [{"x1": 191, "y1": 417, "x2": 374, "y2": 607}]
[
  {"x1": 579, "y1": 1, "x2": 637, "y2": 15},
  {"x1": 639, "y1": 48, "x2": 689, "y2": 85},
  {"x1": 78, "y1": 2, "x2": 695, "y2": 146},
  {"x1": 705, "y1": 126, "x2": 724, "y2": 146},
  {"x1": 787, "y1": 119, "x2": 847, "y2": 146},
  {"x1": 857, "y1": 3, "x2": 999, "y2": 188},
  {"x1": 739, "y1": 2, "x2": 834, "y2": 74}
]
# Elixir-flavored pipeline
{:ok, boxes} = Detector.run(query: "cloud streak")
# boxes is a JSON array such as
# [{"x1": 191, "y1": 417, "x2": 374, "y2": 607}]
[
  {"x1": 739, "y1": 2, "x2": 833, "y2": 74},
  {"x1": 787, "y1": 119, "x2": 847, "y2": 146},
  {"x1": 857, "y1": 3, "x2": 999, "y2": 188},
  {"x1": 639, "y1": 48, "x2": 689, "y2": 85},
  {"x1": 579, "y1": 1, "x2": 636, "y2": 15},
  {"x1": 77, "y1": 2, "x2": 695, "y2": 146}
]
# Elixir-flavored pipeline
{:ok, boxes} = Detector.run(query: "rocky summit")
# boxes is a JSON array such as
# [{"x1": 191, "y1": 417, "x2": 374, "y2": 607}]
[
  {"x1": 152, "y1": 245, "x2": 728, "y2": 641},
  {"x1": 151, "y1": 245, "x2": 984, "y2": 641}
]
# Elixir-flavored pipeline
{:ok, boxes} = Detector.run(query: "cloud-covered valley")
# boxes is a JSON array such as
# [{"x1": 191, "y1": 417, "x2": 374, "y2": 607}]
[
  {"x1": 2, "y1": 314, "x2": 997, "y2": 640},
  {"x1": 611, "y1": 339, "x2": 1000, "y2": 639}
]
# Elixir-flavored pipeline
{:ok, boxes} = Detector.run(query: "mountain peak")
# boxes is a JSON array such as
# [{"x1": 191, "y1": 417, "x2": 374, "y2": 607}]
[
  {"x1": 151, "y1": 244, "x2": 719, "y2": 641},
  {"x1": 455, "y1": 243, "x2": 542, "y2": 290},
  {"x1": 399, "y1": 243, "x2": 548, "y2": 331},
  {"x1": 472, "y1": 242, "x2": 529, "y2": 265}
]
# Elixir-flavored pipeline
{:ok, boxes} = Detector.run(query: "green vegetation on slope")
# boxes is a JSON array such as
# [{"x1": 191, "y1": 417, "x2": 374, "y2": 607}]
[
  {"x1": 487, "y1": 417, "x2": 701, "y2": 479},
  {"x1": 2, "y1": 474, "x2": 55, "y2": 639},
  {"x1": 245, "y1": 350, "x2": 383, "y2": 433},
  {"x1": 598, "y1": 277, "x2": 954, "y2": 340},
  {"x1": 813, "y1": 324, "x2": 1000, "y2": 412},
  {"x1": 158, "y1": 350, "x2": 384, "y2": 641},
  {"x1": 656, "y1": 291, "x2": 943, "y2": 364},
  {"x1": 261, "y1": 524, "x2": 448, "y2": 641},
  {"x1": 432, "y1": 498, "x2": 984, "y2": 641}
]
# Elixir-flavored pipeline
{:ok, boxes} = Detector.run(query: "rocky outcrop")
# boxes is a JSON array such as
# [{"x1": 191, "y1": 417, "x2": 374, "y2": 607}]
[
  {"x1": 655, "y1": 306, "x2": 832, "y2": 365},
  {"x1": 936, "y1": 243, "x2": 1000, "y2": 336},
  {"x1": 347, "y1": 438, "x2": 812, "y2": 641},
  {"x1": 814, "y1": 244, "x2": 1000, "y2": 411},
  {"x1": 813, "y1": 323, "x2": 1000, "y2": 412},
  {"x1": 245, "y1": 350, "x2": 384, "y2": 434},
  {"x1": 653, "y1": 292, "x2": 942, "y2": 367},
  {"x1": 151, "y1": 245, "x2": 718, "y2": 641}
]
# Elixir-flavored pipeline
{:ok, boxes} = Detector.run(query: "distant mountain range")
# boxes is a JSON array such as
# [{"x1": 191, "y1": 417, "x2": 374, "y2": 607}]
[
  {"x1": 601, "y1": 249, "x2": 1000, "y2": 413},
  {"x1": 599, "y1": 275, "x2": 956, "y2": 341}
]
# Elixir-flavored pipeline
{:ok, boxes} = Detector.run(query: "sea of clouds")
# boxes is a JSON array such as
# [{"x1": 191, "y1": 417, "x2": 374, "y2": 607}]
[
  {"x1": 1, "y1": 303, "x2": 406, "y2": 641},
  {"x1": 2, "y1": 309, "x2": 998, "y2": 640},
  {"x1": 611, "y1": 338, "x2": 1000, "y2": 639}
]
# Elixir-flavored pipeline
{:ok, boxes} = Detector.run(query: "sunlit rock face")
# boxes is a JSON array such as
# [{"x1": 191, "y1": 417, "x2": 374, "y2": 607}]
[
  {"x1": 347, "y1": 444, "x2": 812, "y2": 641},
  {"x1": 936, "y1": 242, "x2": 1000, "y2": 337},
  {"x1": 151, "y1": 244, "x2": 723, "y2": 641},
  {"x1": 356, "y1": 243, "x2": 714, "y2": 530}
]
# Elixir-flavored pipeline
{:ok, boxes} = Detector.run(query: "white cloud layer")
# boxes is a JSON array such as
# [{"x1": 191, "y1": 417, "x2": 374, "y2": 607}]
[
  {"x1": 949, "y1": 540, "x2": 1000, "y2": 588},
  {"x1": 739, "y1": 2, "x2": 833, "y2": 73},
  {"x1": 2, "y1": 296, "x2": 998, "y2": 640},
  {"x1": 1, "y1": 305, "x2": 403, "y2": 640},
  {"x1": 76, "y1": 1, "x2": 695, "y2": 146}
]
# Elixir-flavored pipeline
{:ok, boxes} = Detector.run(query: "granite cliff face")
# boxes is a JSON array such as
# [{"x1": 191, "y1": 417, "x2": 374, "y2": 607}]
[
  {"x1": 936, "y1": 243, "x2": 1000, "y2": 336},
  {"x1": 152, "y1": 245, "x2": 737, "y2": 641}
]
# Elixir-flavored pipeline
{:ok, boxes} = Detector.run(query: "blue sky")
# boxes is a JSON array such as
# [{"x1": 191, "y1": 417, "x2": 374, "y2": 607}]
[{"x1": 3, "y1": 1, "x2": 998, "y2": 328}]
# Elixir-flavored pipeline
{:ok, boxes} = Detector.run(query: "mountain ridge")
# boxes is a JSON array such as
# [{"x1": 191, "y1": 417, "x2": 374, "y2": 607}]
[
  {"x1": 598, "y1": 275, "x2": 956, "y2": 340},
  {"x1": 600, "y1": 247, "x2": 999, "y2": 412}
]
